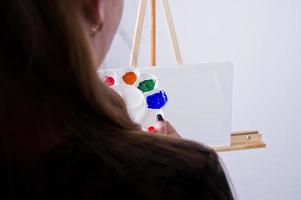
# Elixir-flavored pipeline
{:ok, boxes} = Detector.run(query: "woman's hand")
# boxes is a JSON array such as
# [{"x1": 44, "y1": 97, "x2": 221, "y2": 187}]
[{"x1": 153, "y1": 115, "x2": 182, "y2": 139}]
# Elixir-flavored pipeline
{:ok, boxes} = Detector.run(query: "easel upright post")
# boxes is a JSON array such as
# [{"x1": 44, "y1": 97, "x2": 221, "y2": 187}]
[
  {"x1": 150, "y1": 0, "x2": 156, "y2": 66},
  {"x1": 130, "y1": 0, "x2": 183, "y2": 67},
  {"x1": 130, "y1": 0, "x2": 147, "y2": 67},
  {"x1": 161, "y1": 0, "x2": 183, "y2": 65}
]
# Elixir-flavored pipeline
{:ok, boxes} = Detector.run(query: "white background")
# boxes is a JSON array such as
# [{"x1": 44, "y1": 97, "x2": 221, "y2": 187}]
[{"x1": 104, "y1": 0, "x2": 301, "y2": 199}]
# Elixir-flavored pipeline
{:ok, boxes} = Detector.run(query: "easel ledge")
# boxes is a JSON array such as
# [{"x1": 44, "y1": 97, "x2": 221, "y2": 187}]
[{"x1": 213, "y1": 131, "x2": 266, "y2": 153}]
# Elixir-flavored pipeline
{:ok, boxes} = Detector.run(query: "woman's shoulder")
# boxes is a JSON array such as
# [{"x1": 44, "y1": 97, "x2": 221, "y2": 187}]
[
  {"x1": 36, "y1": 132, "x2": 220, "y2": 199},
  {"x1": 40, "y1": 131, "x2": 214, "y2": 179}
]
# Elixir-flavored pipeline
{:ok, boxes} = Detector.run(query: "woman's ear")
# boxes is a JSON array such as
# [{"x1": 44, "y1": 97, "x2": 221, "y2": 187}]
[{"x1": 82, "y1": 0, "x2": 104, "y2": 30}]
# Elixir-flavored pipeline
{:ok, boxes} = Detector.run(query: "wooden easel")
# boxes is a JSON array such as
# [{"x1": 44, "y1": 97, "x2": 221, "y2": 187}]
[
  {"x1": 130, "y1": 0, "x2": 266, "y2": 152},
  {"x1": 130, "y1": 0, "x2": 182, "y2": 67}
]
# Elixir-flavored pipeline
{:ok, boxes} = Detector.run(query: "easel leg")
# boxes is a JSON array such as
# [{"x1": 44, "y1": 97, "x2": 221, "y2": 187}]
[
  {"x1": 130, "y1": 0, "x2": 183, "y2": 67},
  {"x1": 130, "y1": 0, "x2": 147, "y2": 67},
  {"x1": 161, "y1": 0, "x2": 183, "y2": 65},
  {"x1": 150, "y1": 0, "x2": 157, "y2": 66}
]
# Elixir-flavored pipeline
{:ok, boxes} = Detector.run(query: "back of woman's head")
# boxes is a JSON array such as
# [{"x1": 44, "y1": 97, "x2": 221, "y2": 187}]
[
  {"x1": 0, "y1": 0, "x2": 234, "y2": 199},
  {"x1": 0, "y1": 0, "x2": 138, "y2": 163}
]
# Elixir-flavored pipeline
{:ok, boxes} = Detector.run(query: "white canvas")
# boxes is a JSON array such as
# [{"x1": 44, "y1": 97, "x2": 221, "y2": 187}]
[{"x1": 140, "y1": 62, "x2": 233, "y2": 146}]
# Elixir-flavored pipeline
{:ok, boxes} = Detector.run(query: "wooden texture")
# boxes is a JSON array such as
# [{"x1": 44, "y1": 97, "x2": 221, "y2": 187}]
[
  {"x1": 150, "y1": 0, "x2": 156, "y2": 66},
  {"x1": 130, "y1": 0, "x2": 147, "y2": 67},
  {"x1": 161, "y1": 0, "x2": 183, "y2": 65},
  {"x1": 130, "y1": 0, "x2": 183, "y2": 66},
  {"x1": 213, "y1": 131, "x2": 266, "y2": 153}
]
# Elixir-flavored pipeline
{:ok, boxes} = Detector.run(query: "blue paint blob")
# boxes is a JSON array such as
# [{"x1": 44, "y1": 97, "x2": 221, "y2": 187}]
[{"x1": 146, "y1": 90, "x2": 168, "y2": 109}]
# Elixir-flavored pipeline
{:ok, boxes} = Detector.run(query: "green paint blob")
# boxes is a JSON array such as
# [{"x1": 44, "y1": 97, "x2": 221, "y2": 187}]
[{"x1": 138, "y1": 79, "x2": 156, "y2": 93}]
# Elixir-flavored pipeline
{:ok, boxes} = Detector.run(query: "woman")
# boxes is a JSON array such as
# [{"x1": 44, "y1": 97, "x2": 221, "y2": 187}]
[{"x1": 0, "y1": 0, "x2": 234, "y2": 199}]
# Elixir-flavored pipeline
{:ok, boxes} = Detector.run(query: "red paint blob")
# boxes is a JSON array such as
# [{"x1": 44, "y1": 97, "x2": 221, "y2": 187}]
[
  {"x1": 105, "y1": 76, "x2": 115, "y2": 86},
  {"x1": 148, "y1": 126, "x2": 156, "y2": 133}
]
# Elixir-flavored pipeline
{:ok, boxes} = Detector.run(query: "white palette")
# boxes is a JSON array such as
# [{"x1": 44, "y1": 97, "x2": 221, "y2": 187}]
[
  {"x1": 98, "y1": 66, "x2": 167, "y2": 133},
  {"x1": 99, "y1": 62, "x2": 233, "y2": 146}
]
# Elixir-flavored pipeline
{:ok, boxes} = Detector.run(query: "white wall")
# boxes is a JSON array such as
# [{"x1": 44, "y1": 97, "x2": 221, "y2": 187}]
[{"x1": 104, "y1": 0, "x2": 301, "y2": 199}]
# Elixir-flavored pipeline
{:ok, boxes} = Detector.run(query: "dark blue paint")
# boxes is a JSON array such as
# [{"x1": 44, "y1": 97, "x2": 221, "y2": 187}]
[{"x1": 146, "y1": 90, "x2": 168, "y2": 109}]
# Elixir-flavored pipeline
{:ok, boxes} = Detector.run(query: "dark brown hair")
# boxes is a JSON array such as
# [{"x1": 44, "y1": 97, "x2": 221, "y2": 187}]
[{"x1": 0, "y1": 0, "x2": 234, "y2": 199}]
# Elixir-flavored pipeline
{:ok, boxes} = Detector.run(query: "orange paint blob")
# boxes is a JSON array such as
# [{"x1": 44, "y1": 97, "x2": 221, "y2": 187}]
[{"x1": 122, "y1": 72, "x2": 137, "y2": 85}]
